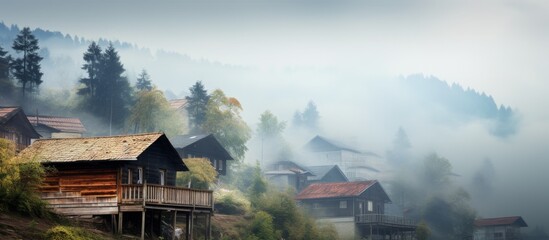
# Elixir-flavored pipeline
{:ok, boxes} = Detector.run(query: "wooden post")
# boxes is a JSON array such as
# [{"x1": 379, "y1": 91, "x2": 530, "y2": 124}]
[
  {"x1": 369, "y1": 224, "x2": 372, "y2": 240},
  {"x1": 206, "y1": 213, "x2": 211, "y2": 240},
  {"x1": 141, "y1": 181, "x2": 147, "y2": 240},
  {"x1": 140, "y1": 210, "x2": 146, "y2": 240},
  {"x1": 188, "y1": 211, "x2": 194, "y2": 240},
  {"x1": 172, "y1": 211, "x2": 177, "y2": 240},
  {"x1": 118, "y1": 212, "x2": 123, "y2": 234}
]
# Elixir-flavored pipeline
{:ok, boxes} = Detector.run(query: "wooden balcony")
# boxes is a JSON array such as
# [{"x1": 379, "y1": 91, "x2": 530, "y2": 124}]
[
  {"x1": 355, "y1": 214, "x2": 416, "y2": 228},
  {"x1": 120, "y1": 184, "x2": 214, "y2": 210}
]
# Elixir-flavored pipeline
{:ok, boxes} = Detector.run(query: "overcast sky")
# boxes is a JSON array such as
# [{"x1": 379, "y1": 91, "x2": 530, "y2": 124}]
[{"x1": 2, "y1": 0, "x2": 549, "y2": 229}]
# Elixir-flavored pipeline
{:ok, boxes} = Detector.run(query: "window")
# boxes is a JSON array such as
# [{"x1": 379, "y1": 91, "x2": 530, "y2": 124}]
[
  {"x1": 313, "y1": 203, "x2": 320, "y2": 209},
  {"x1": 494, "y1": 232, "x2": 503, "y2": 240},
  {"x1": 127, "y1": 169, "x2": 132, "y2": 184},
  {"x1": 367, "y1": 201, "x2": 373, "y2": 212},
  {"x1": 137, "y1": 167, "x2": 143, "y2": 184},
  {"x1": 159, "y1": 170, "x2": 166, "y2": 185},
  {"x1": 339, "y1": 201, "x2": 347, "y2": 209},
  {"x1": 218, "y1": 160, "x2": 223, "y2": 170}
]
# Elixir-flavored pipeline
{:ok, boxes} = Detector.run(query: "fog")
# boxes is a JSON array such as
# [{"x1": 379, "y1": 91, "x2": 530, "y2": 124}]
[{"x1": 2, "y1": 0, "x2": 549, "y2": 233}]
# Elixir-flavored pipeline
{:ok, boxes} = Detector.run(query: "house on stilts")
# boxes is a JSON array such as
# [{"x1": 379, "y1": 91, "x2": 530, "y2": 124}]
[
  {"x1": 18, "y1": 132, "x2": 213, "y2": 240},
  {"x1": 296, "y1": 180, "x2": 416, "y2": 240}
]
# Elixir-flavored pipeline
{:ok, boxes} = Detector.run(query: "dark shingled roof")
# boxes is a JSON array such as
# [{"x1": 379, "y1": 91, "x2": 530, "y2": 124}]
[
  {"x1": 27, "y1": 115, "x2": 86, "y2": 133},
  {"x1": 475, "y1": 216, "x2": 528, "y2": 228},
  {"x1": 307, "y1": 165, "x2": 348, "y2": 181},
  {"x1": 296, "y1": 180, "x2": 378, "y2": 200},
  {"x1": 169, "y1": 134, "x2": 233, "y2": 160}
]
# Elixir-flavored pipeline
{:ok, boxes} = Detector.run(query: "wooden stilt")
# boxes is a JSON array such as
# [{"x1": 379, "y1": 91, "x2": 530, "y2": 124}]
[
  {"x1": 141, "y1": 210, "x2": 146, "y2": 240},
  {"x1": 206, "y1": 213, "x2": 211, "y2": 240},
  {"x1": 185, "y1": 213, "x2": 188, "y2": 240},
  {"x1": 118, "y1": 212, "x2": 123, "y2": 234},
  {"x1": 189, "y1": 211, "x2": 194, "y2": 240},
  {"x1": 172, "y1": 211, "x2": 177, "y2": 240}
]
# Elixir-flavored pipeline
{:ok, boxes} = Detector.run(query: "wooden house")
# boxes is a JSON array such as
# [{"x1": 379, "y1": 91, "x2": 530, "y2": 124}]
[
  {"x1": 27, "y1": 115, "x2": 86, "y2": 138},
  {"x1": 169, "y1": 134, "x2": 233, "y2": 175},
  {"x1": 265, "y1": 161, "x2": 313, "y2": 191},
  {"x1": 0, "y1": 106, "x2": 40, "y2": 151},
  {"x1": 18, "y1": 132, "x2": 213, "y2": 240},
  {"x1": 306, "y1": 165, "x2": 349, "y2": 185},
  {"x1": 303, "y1": 135, "x2": 385, "y2": 181},
  {"x1": 473, "y1": 216, "x2": 528, "y2": 240},
  {"x1": 296, "y1": 181, "x2": 416, "y2": 239}
]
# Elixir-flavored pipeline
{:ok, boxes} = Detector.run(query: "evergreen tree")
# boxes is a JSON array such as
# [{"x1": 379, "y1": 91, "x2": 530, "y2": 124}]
[
  {"x1": 98, "y1": 44, "x2": 131, "y2": 129},
  {"x1": 0, "y1": 45, "x2": 9, "y2": 79},
  {"x1": 292, "y1": 101, "x2": 320, "y2": 131},
  {"x1": 302, "y1": 101, "x2": 320, "y2": 130},
  {"x1": 78, "y1": 41, "x2": 102, "y2": 97},
  {"x1": 10, "y1": 27, "x2": 43, "y2": 97},
  {"x1": 0, "y1": 45, "x2": 13, "y2": 98},
  {"x1": 185, "y1": 81, "x2": 210, "y2": 131},
  {"x1": 77, "y1": 43, "x2": 132, "y2": 132},
  {"x1": 135, "y1": 69, "x2": 152, "y2": 91}
]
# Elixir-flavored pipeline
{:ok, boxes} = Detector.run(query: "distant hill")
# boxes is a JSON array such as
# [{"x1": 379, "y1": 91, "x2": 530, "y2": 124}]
[
  {"x1": 0, "y1": 22, "x2": 519, "y2": 138},
  {"x1": 0, "y1": 21, "x2": 241, "y2": 96},
  {"x1": 401, "y1": 74, "x2": 518, "y2": 138}
]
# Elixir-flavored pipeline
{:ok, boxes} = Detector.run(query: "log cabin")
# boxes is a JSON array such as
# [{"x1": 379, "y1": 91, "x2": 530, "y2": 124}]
[
  {"x1": 296, "y1": 180, "x2": 416, "y2": 239},
  {"x1": 169, "y1": 134, "x2": 233, "y2": 176},
  {"x1": 0, "y1": 106, "x2": 41, "y2": 151},
  {"x1": 18, "y1": 132, "x2": 213, "y2": 240}
]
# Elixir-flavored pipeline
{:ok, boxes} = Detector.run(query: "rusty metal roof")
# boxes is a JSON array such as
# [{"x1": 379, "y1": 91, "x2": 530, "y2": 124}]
[
  {"x1": 27, "y1": 115, "x2": 86, "y2": 133},
  {"x1": 18, "y1": 132, "x2": 165, "y2": 162},
  {"x1": 295, "y1": 180, "x2": 378, "y2": 200},
  {"x1": 475, "y1": 216, "x2": 528, "y2": 227}
]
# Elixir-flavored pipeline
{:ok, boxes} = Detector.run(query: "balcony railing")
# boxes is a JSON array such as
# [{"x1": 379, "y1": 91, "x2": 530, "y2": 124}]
[
  {"x1": 120, "y1": 184, "x2": 213, "y2": 209},
  {"x1": 355, "y1": 214, "x2": 416, "y2": 227}
]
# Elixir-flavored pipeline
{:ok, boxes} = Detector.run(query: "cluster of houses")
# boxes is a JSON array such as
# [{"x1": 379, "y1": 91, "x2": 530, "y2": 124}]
[{"x1": 0, "y1": 104, "x2": 529, "y2": 240}]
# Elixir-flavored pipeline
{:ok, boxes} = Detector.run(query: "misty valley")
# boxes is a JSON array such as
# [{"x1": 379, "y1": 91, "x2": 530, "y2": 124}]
[{"x1": 0, "y1": 11, "x2": 547, "y2": 240}]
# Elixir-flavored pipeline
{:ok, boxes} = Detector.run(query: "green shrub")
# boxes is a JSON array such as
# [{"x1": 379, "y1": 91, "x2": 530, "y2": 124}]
[
  {"x1": 215, "y1": 188, "x2": 251, "y2": 215},
  {"x1": 0, "y1": 139, "x2": 48, "y2": 216},
  {"x1": 45, "y1": 225, "x2": 105, "y2": 240},
  {"x1": 177, "y1": 158, "x2": 218, "y2": 190}
]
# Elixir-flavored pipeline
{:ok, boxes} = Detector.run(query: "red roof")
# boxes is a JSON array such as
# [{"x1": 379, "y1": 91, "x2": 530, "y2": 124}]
[
  {"x1": 27, "y1": 115, "x2": 86, "y2": 133},
  {"x1": 475, "y1": 216, "x2": 527, "y2": 227},
  {"x1": 295, "y1": 181, "x2": 377, "y2": 200}
]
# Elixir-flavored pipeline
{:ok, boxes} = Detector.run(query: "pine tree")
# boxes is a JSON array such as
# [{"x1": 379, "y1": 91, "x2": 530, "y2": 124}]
[
  {"x1": 98, "y1": 44, "x2": 131, "y2": 129},
  {"x1": 135, "y1": 69, "x2": 152, "y2": 91},
  {"x1": 11, "y1": 27, "x2": 43, "y2": 97},
  {"x1": 77, "y1": 43, "x2": 132, "y2": 133},
  {"x1": 78, "y1": 41, "x2": 102, "y2": 97},
  {"x1": 185, "y1": 81, "x2": 210, "y2": 131},
  {"x1": 0, "y1": 45, "x2": 9, "y2": 79},
  {"x1": 0, "y1": 45, "x2": 13, "y2": 98}
]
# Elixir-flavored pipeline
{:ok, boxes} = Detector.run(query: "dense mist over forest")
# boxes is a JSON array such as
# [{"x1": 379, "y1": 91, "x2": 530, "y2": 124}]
[{"x1": 1, "y1": 1, "x2": 549, "y2": 235}]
